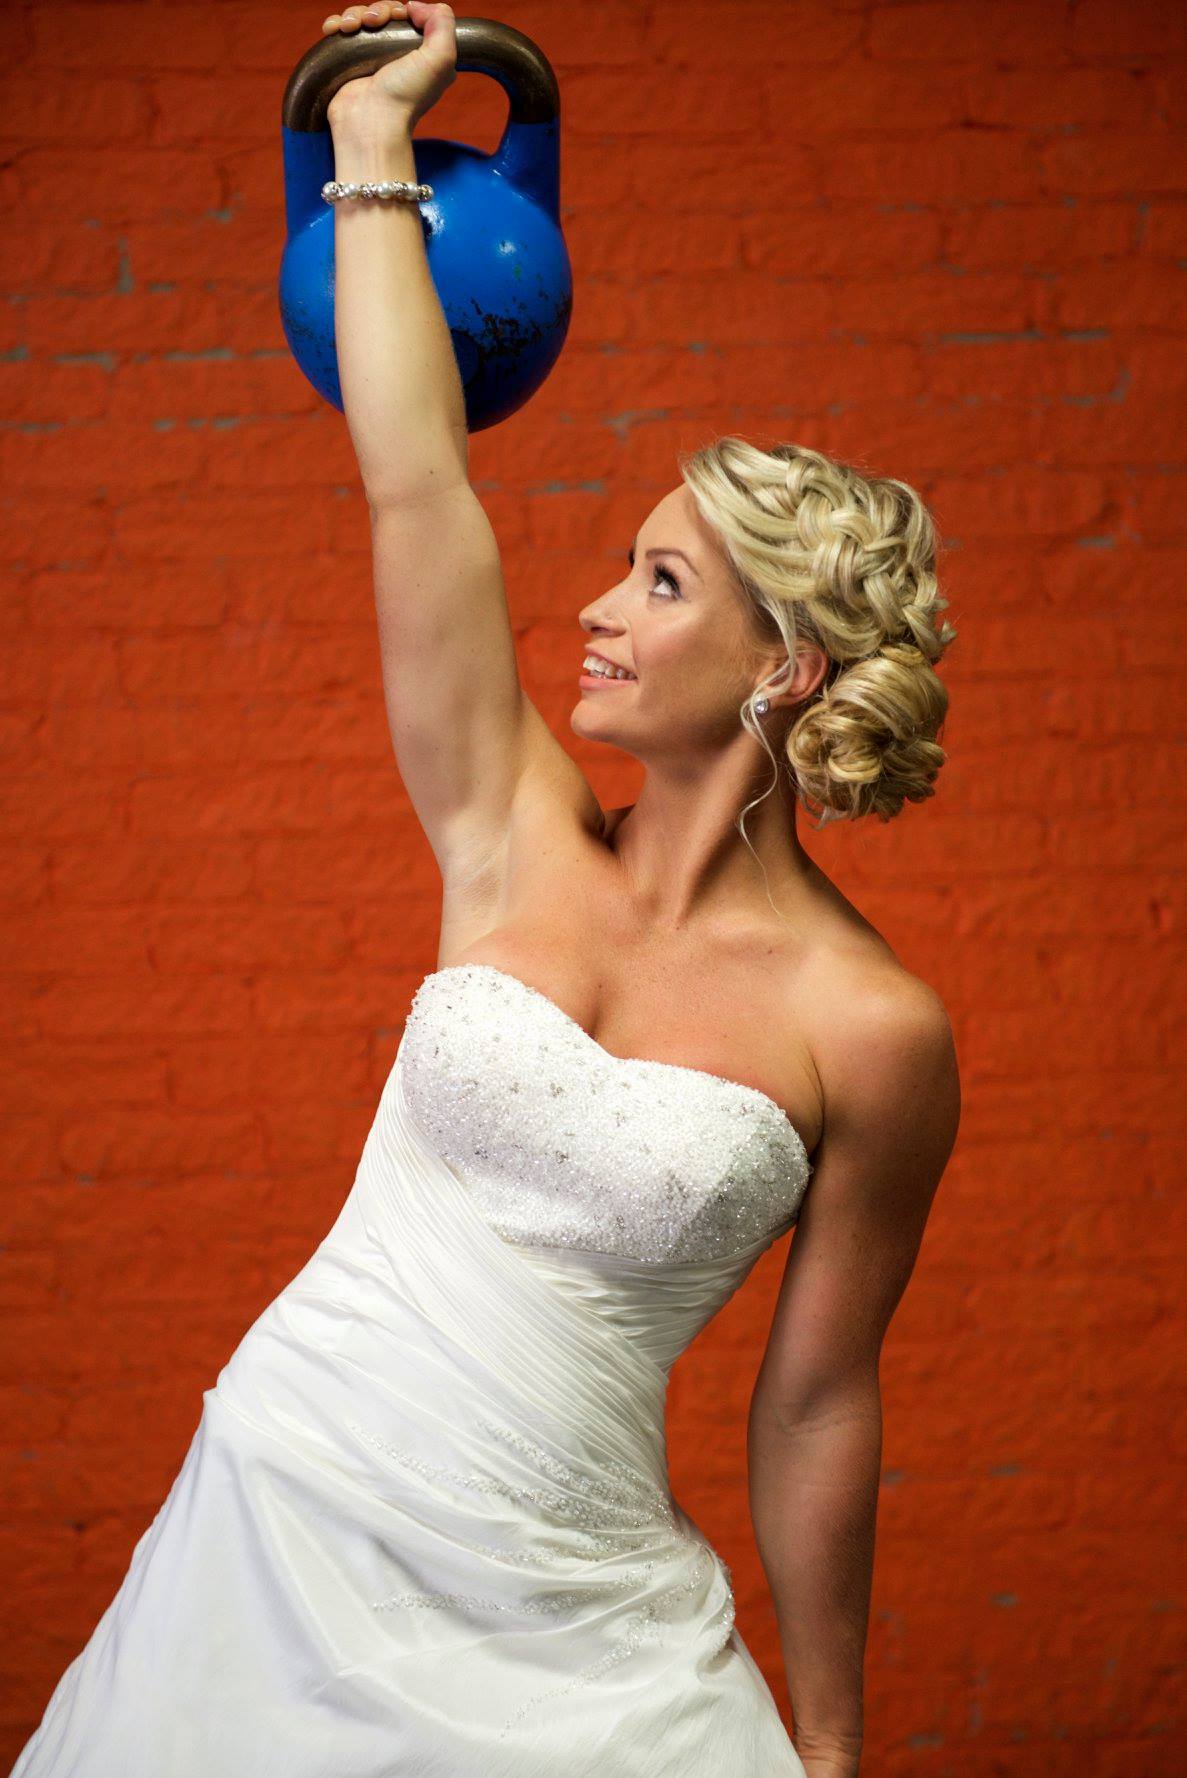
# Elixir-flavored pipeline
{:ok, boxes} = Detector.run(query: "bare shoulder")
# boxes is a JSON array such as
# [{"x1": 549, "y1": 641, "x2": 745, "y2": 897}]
[
  {"x1": 749, "y1": 946, "x2": 961, "y2": 1420},
  {"x1": 825, "y1": 956, "x2": 956, "y2": 1132},
  {"x1": 796, "y1": 912, "x2": 959, "y2": 1154},
  {"x1": 791, "y1": 939, "x2": 962, "y2": 1291}
]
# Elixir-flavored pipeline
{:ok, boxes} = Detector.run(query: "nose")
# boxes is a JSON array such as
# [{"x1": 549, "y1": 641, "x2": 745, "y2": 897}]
[
  {"x1": 579, "y1": 579, "x2": 629, "y2": 634},
  {"x1": 579, "y1": 598, "x2": 615, "y2": 634}
]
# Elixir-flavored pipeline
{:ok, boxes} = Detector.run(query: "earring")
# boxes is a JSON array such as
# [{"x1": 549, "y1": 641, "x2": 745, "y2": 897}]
[{"x1": 754, "y1": 696, "x2": 770, "y2": 716}]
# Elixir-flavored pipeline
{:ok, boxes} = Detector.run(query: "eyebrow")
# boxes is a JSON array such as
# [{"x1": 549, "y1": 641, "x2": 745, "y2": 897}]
[{"x1": 627, "y1": 538, "x2": 702, "y2": 582}]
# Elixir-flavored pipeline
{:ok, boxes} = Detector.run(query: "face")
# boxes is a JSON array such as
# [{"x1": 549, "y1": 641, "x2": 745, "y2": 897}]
[{"x1": 574, "y1": 485, "x2": 781, "y2": 758}]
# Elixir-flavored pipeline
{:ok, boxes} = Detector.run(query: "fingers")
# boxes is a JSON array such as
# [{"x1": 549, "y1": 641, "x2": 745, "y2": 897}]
[{"x1": 322, "y1": 2, "x2": 408, "y2": 35}]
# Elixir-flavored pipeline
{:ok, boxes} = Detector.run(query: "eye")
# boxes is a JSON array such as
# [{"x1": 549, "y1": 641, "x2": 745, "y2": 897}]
[{"x1": 626, "y1": 547, "x2": 681, "y2": 599}]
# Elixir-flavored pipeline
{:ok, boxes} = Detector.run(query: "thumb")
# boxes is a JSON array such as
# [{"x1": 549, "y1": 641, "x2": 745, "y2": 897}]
[{"x1": 407, "y1": 1, "x2": 455, "y2": 56}]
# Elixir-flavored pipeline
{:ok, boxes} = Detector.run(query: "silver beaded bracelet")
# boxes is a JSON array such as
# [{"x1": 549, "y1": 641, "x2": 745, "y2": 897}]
[{"x1": 321, "y1": 179, "x2": 434, "y2": 204}]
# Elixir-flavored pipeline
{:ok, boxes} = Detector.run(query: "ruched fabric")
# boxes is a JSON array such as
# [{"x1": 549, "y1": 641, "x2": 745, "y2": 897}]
[{"x1": 13, "y1": 1047, "x2": 805, "y2": 1777}]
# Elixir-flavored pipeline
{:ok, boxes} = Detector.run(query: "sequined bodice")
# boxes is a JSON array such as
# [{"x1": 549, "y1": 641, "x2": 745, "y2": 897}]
[{"x1": 398, "y1": 964, "x2": 812, "y2": 1267}]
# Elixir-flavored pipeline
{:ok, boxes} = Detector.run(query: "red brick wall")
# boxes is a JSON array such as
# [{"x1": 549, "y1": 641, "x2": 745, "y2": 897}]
[{"x1": 2, "y1": 2, "x2": 1184, "y2": 1772}]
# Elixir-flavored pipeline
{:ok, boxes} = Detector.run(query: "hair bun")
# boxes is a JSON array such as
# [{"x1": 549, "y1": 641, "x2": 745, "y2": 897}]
[
  {"x1": 679, "y1": 435, "x2": 957, "y2": 827},
  {"x1": 789, "y1": 640, "x2": 951, "y2": 824}
]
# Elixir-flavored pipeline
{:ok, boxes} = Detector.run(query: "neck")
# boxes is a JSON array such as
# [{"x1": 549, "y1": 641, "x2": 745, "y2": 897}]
[{"x1": 608, "y1": 738, "x2": 814, "y2": 935}]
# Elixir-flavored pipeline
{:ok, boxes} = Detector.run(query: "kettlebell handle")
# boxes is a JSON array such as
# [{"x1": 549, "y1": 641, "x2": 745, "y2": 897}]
[{"x1": 281, "y1": 15, "x2": 558, "y2": 132}]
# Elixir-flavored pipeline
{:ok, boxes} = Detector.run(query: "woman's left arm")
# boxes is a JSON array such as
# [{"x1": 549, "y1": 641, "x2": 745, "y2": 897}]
[{"x1": 748, "y1": 973, "x2": 962, "y2": 1777}]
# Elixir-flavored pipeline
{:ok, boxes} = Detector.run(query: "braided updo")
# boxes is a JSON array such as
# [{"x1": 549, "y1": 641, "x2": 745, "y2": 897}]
[{"x1": 678, "y1": 435, "x2": 957, "y2": 828}]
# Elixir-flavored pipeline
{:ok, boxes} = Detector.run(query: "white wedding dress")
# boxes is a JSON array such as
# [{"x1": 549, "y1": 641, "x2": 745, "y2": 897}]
[{"x1": 13, "y1": 963, "x2": 814, "y2": 1777}]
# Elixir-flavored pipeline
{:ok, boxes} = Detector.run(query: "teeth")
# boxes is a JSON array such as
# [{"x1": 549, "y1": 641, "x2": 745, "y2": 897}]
[{"x1": 583, "y1": 655, "x2": 635, "y2": 680}]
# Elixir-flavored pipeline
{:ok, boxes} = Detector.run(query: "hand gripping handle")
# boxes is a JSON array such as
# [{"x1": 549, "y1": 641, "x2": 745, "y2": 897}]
[{"x1": 280, "y1": 15, "x2": 559, "y2": 133}]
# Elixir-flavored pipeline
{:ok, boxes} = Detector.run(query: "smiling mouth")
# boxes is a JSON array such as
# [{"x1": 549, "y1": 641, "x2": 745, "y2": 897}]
[
  {"x1": 579, "y1": 668, "x2": 636, "y2": 688},
  {"x1": 580, "y1": 655, "x2": 637, "y2": 686}
]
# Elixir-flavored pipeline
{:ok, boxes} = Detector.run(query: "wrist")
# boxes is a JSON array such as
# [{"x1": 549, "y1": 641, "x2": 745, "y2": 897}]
[
  {"x1": 330, "y1": 128, "x2": 418, "y2": 185},
  {"x1": 793, "y1": 1730, "x2": 863, "y2": 1778},
  {"x1": 327, "y1": 88, "x2": 416, "y2": 156}
]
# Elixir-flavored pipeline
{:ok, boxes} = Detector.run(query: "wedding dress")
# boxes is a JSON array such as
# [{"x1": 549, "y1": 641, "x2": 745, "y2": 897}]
[{"x1": 13, "y1": 962, "x2": 813, "y2": 1777}]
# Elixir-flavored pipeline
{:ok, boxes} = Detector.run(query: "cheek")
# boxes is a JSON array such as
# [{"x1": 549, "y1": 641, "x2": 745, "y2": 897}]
[
  {"x1": 642, "y1": 621, "x2": 714, "y2": 675},
  {"x1": 643, "y1": 647, "x2": 740, "y2": 719}
]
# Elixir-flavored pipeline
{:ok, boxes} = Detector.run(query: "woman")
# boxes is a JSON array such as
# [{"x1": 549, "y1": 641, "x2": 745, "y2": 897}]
[{"x1": 13, "y1": 5, "x2": 961, "y2": 1776}]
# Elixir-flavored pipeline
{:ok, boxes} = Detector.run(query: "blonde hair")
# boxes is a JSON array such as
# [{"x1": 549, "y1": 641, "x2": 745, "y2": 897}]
[{"x1": 678, "y1": 434, "x2": 957, "y2": 832}]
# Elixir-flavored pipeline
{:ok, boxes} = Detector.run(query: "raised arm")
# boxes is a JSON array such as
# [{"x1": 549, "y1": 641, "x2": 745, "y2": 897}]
[
  {"x1": 323, "y1": 3, "x2": 588, "y2": 882},
  {"x1": 747, "y1": 975, "x2": 961, "y2": 1778},
  {"x1": 326, "y1": 2, "x2": 466, "y2": 506}
]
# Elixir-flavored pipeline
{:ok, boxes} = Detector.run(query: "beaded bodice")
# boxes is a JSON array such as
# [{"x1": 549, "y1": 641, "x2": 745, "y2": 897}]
[{"x1": 398, "y1": 964, "x2": 812, "y2": 1267}]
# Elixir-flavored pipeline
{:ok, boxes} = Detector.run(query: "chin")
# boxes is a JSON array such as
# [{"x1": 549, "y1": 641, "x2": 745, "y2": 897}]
[{"x1": 571, "y1": 700, "x2": 625, "y2": 742}]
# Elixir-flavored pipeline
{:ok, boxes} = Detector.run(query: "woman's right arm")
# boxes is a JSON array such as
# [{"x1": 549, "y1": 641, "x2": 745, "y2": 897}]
[{"x1": 323, "y1": 5, "x2": 590, "y2": 881}]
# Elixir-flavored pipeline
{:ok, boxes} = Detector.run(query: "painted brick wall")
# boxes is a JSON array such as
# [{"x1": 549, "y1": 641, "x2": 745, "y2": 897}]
[{"x1": 2, "y1": 2, "x2": 1184, "y2": 1772}]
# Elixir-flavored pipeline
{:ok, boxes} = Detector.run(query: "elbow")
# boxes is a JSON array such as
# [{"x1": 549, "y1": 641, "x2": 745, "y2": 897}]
[
  {"x1": 750, "y1": 1363, "x2": 882, "y2": 1444},
  {"x1": 366, "y1": 465, "x2": 473, "y2": 518}
]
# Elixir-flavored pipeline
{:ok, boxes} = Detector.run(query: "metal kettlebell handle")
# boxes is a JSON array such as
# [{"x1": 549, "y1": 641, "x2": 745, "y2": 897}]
[{"x1": 280, "y1": 15, "x2": 559, "y2": 133}]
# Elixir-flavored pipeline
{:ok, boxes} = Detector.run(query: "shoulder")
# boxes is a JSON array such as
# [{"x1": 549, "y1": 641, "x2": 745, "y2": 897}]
[
  {"x1": 841, "y1": 963, "x2": 955, "y2": 1087},
  {"x1": 752, "y1": 951, "x2": 960, "y2": 1414},
  {"x1": 807, "y1": 941, "x2": 960, "y2": 1161}
]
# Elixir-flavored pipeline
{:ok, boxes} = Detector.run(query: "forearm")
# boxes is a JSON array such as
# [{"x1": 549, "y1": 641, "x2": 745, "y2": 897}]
[
  {"x1": 747, "y1": 1384, "x2": 882, "y2": 1772},
  {"x1": 330, "y1": 116, "x2": 468, "y2": 507}
]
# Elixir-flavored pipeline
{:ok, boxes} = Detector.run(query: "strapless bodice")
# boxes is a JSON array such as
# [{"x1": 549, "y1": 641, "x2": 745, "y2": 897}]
[{"x1": 399, "y1": 964, "x2": 812, "y2": 1269}]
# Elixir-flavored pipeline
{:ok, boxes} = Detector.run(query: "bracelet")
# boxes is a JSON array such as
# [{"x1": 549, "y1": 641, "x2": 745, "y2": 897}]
[{"x1": 321, "y1": 179, "x2": 434, "y2": 204}]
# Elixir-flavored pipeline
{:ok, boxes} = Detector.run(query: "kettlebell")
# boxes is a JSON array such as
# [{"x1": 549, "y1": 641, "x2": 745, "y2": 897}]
[{"x1": 279, "y1": 15, "x2": 571, "y2": 433}]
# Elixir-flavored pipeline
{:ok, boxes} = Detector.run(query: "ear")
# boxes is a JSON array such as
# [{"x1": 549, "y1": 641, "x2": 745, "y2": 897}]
[{"x1": 766, "y1": 641, "x2": 830, "y2": 710}]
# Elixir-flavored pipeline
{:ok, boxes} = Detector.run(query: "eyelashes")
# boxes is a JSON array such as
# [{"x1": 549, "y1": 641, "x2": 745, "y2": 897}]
[{"x1": 626, "y1": 550, "x2": 681, "y2": 598}]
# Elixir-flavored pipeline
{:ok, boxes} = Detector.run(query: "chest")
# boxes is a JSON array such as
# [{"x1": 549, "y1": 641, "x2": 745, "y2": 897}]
[
  {"x1": 438, "y1": 821, "x2": 822, "y2": 1148},
  {"x1": 398, "y1": 965, "x2": 811, "y2": 1266}
]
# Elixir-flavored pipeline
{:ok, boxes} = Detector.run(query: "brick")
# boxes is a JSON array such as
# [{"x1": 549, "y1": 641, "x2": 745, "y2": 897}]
[
  {"x1": 1073, "y1": 0, "x2": 1187, "y2": 60},
  {"x1": 48, "y1": 835, "x2": 255, "y2": 907},
  {"x1": 1040, "y1": 130, "x2": 1187, "y2": 199},
  {"x1": 24, "y1": 563, "x2": 228, "y2": 631},
  {"x1": 760, "y1": 64, "x2": 969, "y2": 136},
  {"x1": 742, "y1": 206, "x2": 944, "y2": 277},
  {"x1": 22, "y1": 286, "x2": 279, "y2": 360},
  {"x1": 645, "y1": 1, "x2": 863, "y2": 68},
  {"x1": 0, "y1": 78, "x2": 148, "y2": 146},
  {"x1": 0, "y1": 493, "x2": 110, "y2": 565},
  {"x1": 868, "y1": 3, "x2": 1068, "y2": 64},
  {"x1": 111, "y1": 488, "x2": 336, "y2": 559},
  {"x1": 0, "y1": 362, "x2": 110, "y2": 425},
  {"x1": 0, "y1": 220, "x2": 123, "y2": 298},
  {"x1": 30, "y1": 5, "x2": 233, "y2": 71},
  {"x1": 0, "y1": 150, "x2": 222, "y2": 223},
  {"x1": 962, "y1": 66, "x2": 1156, "y2": 131},
  {"x1": 944, "y1": 201, "x2": 1134, "y2": 270},
  {"x1": 1140, "y1": 196, "x2": 1187, "y2": 255},
  {"x1": 1048, "y1": 259, "x2": 1187, "y2": 329},
  {"x1": 815, "y1": 131, "x2": 1042, "y2": 204},
  {"x1": 562, "y1": 67, "x2": 768, "y2": 138},
  {"x1": 149, "y1": 74, "x2": 287, "y2": 145}
]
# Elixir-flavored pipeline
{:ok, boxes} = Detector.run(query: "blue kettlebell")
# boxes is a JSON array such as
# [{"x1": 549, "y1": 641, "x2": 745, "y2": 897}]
[{"x1": 279, "y1": 15, "x2": 571, "y2": 432}]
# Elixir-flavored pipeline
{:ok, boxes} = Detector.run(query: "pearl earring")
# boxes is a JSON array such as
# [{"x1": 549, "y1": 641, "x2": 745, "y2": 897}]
[{"x1": 754, "y1": 696, "x2": 770, "y2": 716}]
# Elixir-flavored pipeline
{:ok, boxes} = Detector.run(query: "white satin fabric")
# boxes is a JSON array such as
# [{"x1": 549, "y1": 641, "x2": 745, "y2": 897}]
[{"x1": 14, "y1": 1035, "x2": 806, "y2": 1776}]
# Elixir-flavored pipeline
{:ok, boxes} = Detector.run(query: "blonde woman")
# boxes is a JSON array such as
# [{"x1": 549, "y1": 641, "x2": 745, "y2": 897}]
[{"x1": 13, "y1": 5, "x2": 960, "y2": 1776}]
